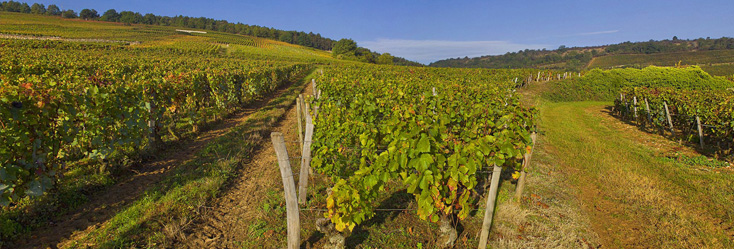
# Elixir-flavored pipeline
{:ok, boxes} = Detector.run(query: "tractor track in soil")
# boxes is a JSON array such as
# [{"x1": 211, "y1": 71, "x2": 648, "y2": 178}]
[{"x1": 173, "y1": 78, "x2": 312, "y2": 248}]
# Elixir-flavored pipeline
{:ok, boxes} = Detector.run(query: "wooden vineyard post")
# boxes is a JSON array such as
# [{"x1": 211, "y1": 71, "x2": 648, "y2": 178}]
[
  {"x1": 644, "y1": 98, "x2": 652, "y2": 128},
  {"x1": 299, "y1": 94, "x2": 308, "y2": 122},
  {"x1": 478, "y1": 164, "x2": 503, "y2": 249},
  {"x1": 617, "y1": 93, "x2": 624, "y2": 117},
  {"x1": 296, "y1": 98, "x2": 304, "y2": 152},
  {"x1": 633, "y1": 96, "x2": 638, "y2": 120},
  {"x1": 623, "y1": 95, "x2": 629, "y2": 120},
  {"x1": 147, "y1": 93, "x2": 157, "y2": 150},
  {"x1": 270, "y1": 132, "x2": 300, "y2": 249},
  {"x1": 537, "y1": 71, "x2": 541, "y2": 81},
  {"x1": 514, "y1": 131, "x2": 537, "y2": 200},
  {"x1": 298, "y1": 112, "x2": 314, "y2": 205},
  {"x1": 664, "y1": 102, "x2": 676, "y2": 137},
  {"x1": 696, "y1": 116, "x2": 704, "y2": 148}
]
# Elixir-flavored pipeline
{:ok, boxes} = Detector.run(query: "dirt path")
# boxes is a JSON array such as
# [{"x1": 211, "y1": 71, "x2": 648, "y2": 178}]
[
  {"x1": 13, "y1": 82, "x2": 300, "y2": 249},
  {"x1": 174, "y1": 80, "x2": 311, "y2": 248}
]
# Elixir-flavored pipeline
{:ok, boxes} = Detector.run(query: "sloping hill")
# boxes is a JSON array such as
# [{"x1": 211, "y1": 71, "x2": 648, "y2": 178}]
[
  {"x1": 430, "y1": 37, "x2": 734, "y2": 76},
  {"x1": 588, "y1": 49, "x2": 734, "y2": 75}
]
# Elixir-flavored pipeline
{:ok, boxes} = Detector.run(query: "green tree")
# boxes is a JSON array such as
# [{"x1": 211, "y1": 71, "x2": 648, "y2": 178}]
[
  {"x1": 296, "y1": 33, "x2": 312, "y2": 47},
  {"x1": 0, "y1": 1, "x2": 22, "y2": 12},
  {"x1": 279, "y1": 32, "x2": 293, "y2": 43},
  {"x1": 377, "y1": 53, "x2": 394, "y2": 65},
  {"x1": 333, "y1": 38, "x2": 357, "y2": 57},
  {"x1": 143, "y1": 13, "x2": 157, "y2": 24},
  {"x1": 46, "y1": 4, "x2": 61, "y2": 15},
  {"x1": 30, "y1": 3, "x2": 45, "y2": 14},
  {"x1": 61, "y1": 9, "x2": 77, "y2": 18},
  {"x1": 79, "y1": 9, "x2": 99, "y2": 20},
  {"x1": 19, "y1": 2, "x2": 30, "y2": 13},
  {"x1": 100, "y1": 9, "x2": 120, "y2": 22},
  {"x1": 119, "y1": 11, "x2": 143, "y2": 24}
]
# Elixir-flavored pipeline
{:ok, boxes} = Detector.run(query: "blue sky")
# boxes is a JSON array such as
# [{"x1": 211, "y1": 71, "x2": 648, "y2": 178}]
[{"x1": 30, "y1": 0, "x2": 734, "y2": 64}]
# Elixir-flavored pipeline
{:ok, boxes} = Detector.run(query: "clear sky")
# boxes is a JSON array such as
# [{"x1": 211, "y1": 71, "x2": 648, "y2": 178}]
[{"x1": 30, "y1": 0, "x2": 734, "y2": 64}]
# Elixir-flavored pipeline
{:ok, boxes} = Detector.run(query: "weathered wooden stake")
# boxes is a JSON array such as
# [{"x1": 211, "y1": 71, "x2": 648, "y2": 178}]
[
  {"x1": 696, "y1": 115, "x2": 704, "y2": 148},
  {"x1": 633, "y1": 96, "x2": 638, "y2": 120},
  {"x1": 514, "y1": 132, "x2": 537, "y2": 200},
  {"x1": 270, "y1": 132, "x2": 300, "y2": 249},
  {"x1": 664, "y1": 102, "x2": 675, "y2": 137},
  {"x1": 644, "y1": 98, "x2": 652, "y2": 128},
  {"x1": 305, "y1": 101, "x2": 311, "y2": 119},
  {"x1": 299, "y1": 94, "x2": 307, "y2": 123},
  {"x1": 537, "y1": 71, "x2": 541, "y2": 81},
  {"x1": 147, "y1": 91, "x2": 160, "y2": 149},
  {"x1": 298, "y1": 113, "x2": 314, "y2": 205},
  {"x1": 296, "y1": 99, "x2": 304, "y2": 152},
  {"x1": 478, "y1": 164, "x2": 503, "y2": 249},
  {"x1": 432, "y1": 87, "x2": 438, "y2": 96}
]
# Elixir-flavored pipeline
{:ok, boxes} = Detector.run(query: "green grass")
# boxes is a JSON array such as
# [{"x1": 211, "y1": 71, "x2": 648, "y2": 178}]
[{"x1": 536, "y1": 101, "x2": 734, "y2": 248}]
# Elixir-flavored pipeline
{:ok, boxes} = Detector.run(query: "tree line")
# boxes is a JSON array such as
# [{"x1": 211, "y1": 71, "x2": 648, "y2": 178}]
[
  {"x1": 331, "y1": 38, "x2": 422, "y2": 66},
  {"x1": 430, "y1": 36, "x2": 734, "y2": 71}
]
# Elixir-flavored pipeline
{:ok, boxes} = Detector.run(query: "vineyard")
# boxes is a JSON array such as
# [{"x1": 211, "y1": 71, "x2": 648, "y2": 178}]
[
  {"x1": 237, "y1": 64, "x2": 542, "y2": 248},
  {"x1": 615, "y1": 87, "x2": 734, "y2": 157},
  {"x1": 2, "y1": 8, "x2": 734, "y2": 249},
  {"x1": 311, "y1": 64, "x2": 535, "y2": 229},
  {"x1": 0, "y1": 38, "x2": 312, "y2": 205},
  {"x1": 545, "y1": 65, "x2": 734, "y2": 101},
  {"x1": 588, "y1": 49, "x2": 734, "y2": 76}
]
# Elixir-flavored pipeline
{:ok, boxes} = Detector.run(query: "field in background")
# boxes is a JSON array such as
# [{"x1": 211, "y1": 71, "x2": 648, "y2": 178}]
[{"x1": 588, "y1": 49, "x2": 734, "y2": 76}]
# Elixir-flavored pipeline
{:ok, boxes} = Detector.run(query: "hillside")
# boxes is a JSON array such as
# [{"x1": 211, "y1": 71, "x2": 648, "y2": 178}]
[
  {"x1": 430, "y1": 37, "x2": 734, "y2": 76},
  {"x1": 0, "y1": 12, "x2": 334, "y2": 62}
]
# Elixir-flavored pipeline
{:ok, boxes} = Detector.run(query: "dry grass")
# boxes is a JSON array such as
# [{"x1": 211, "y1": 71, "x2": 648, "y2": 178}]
[{"x1": 532, "y1": 101, "x2": 734, "y2": 248}]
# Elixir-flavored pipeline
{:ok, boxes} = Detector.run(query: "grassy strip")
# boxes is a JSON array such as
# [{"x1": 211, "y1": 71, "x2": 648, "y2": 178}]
[
  {"x1": 538, "y1": 101, "x2": 733, "y2": 248},
  {"x1": 62, "y1": 69, "x2": 316, "y2": 248}
]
